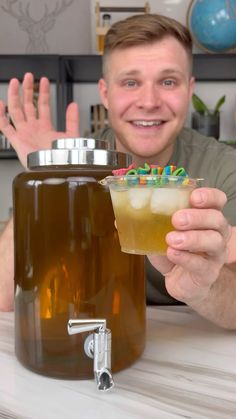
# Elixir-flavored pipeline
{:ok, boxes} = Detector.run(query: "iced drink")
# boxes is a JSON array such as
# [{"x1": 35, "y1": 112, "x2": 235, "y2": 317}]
[{"x1": 106, "y1": 175, "x2": 198, "y2": 255}]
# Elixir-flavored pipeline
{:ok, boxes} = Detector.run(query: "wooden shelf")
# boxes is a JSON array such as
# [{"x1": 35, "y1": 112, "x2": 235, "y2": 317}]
[
  {"x1": 0, "y1": 149, "x2": 17, "y2": 159},
  {"x1": 61, "y1": 55, "x2": 102, "y2": 82},
  {"x1": 192, "y1": 54, "x2": 236, "y2": 81},
  {"x1": 0, "y1": 55, "x2": 60, "y2": 81},
  {"x1": 0, "y1": 53, "x2": 234, "y2": 84}
]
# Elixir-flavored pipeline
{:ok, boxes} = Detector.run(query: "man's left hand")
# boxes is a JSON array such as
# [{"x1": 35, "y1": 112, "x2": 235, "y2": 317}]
[{"x1": 148, "y1": 187, "x2": 232, "y2": 305}]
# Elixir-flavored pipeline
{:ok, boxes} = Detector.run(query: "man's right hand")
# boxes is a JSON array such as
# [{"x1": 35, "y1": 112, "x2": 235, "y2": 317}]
[{"x1": 0, "y1": 72, "x2": 80, "y2": 168}]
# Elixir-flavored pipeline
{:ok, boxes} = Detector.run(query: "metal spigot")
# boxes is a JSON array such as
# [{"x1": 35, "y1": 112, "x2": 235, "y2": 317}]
[{"x1": 67, "y1": 319, "x2": 114, "y2": 391}]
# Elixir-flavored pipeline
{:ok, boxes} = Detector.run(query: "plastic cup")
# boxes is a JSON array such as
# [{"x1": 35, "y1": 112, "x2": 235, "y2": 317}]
[{"x1": 105, "y1": 175, "x2": 199, "y2": 255}]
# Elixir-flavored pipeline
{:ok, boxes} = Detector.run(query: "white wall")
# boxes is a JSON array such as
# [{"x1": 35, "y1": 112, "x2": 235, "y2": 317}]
[
  {"x1": 0, "y1": 160, "x2": 23, "y2": 222},
  {"x1": 0, "y1": 0, "x2": 91, "y2": 54}
]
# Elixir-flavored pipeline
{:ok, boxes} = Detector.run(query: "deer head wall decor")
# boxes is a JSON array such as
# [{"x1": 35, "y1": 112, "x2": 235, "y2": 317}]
[{"x1": 1, "y1": 0, "x2": 74, "y2": 53}]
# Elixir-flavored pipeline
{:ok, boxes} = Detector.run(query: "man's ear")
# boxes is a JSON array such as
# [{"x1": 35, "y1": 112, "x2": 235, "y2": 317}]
[
  {"x1": 98, "y1": 78, "x2": 109, "y2": 109},
  {"x1": 189, "y1": 76, "x2": 195, "y2": 101}
]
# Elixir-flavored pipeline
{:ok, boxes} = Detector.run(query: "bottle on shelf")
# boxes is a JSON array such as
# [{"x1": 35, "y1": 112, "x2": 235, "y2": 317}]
[{"x1": 96, "y1": 13, "x2": 111, "y2": 54}]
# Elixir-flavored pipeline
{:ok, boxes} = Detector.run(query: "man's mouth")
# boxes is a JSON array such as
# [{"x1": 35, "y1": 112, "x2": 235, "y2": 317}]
[{"x1": 132, "y1": 120, "x2": 163, "y2": 127}]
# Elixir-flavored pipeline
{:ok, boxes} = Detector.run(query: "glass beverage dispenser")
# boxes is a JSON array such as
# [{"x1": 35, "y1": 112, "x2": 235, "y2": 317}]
[{"x1": 13, "y1": 139, "x2": 146, "y2": 390}]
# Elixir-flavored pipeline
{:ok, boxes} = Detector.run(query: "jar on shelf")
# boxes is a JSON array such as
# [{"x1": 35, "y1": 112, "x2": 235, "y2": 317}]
[{"x1": 97, "y1": 13, "x2": 111, "y2": 54}]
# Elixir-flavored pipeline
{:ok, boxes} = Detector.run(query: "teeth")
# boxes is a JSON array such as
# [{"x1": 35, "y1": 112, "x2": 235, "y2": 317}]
[{"x1": 133, "y1": 120, "x2": 162, "y2": 127}]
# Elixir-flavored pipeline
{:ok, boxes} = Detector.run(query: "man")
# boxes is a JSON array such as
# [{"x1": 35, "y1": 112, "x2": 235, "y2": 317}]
[{"x1": 0, "y1": 14, "x2": 236, "y2": 328}]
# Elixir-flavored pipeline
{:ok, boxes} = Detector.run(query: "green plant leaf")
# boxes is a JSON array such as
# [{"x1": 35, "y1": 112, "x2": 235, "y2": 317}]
[
  {"x1": 192, "y1": 93, "x2": 209, "y2": 114},
  {"x1": 213, "y1": 95, "x2": 226, "y2": 115}
]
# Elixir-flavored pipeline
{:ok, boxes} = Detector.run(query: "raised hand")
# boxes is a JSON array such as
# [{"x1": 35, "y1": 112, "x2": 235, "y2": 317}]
[
  {"x1": 148, "y1": 187, "x2": 233, "y2": 305},
  {"x1": 0, "y1": 72, "x2": 79, "y2": 168}
]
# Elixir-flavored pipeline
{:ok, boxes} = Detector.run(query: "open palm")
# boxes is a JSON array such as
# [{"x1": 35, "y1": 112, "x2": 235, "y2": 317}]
[{"x1": 0, "y1": 73, "x2": 79, "y2": 168}]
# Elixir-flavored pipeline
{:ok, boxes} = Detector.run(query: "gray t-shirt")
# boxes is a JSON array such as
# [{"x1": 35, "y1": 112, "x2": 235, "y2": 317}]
[{"x1": 94, "y1": 127, "x2": 236, "y2": 304}]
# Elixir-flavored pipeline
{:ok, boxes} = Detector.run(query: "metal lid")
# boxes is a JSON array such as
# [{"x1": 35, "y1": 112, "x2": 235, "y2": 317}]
[
  {"x1": 52, "y1": 138, "x2": 110, "y2": 150},
  {"x1": 28, "y1": 148, "x2": 132, "y2": 169}
]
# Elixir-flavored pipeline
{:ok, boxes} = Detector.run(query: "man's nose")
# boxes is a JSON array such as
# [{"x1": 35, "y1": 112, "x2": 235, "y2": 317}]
[{"x1": 136, "y1": 84, "x2": 161, "y2": 109}]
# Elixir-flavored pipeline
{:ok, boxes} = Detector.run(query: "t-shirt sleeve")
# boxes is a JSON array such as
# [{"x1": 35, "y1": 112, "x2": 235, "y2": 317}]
[
  {"x1": 92, "y1": 127, "x2": 116, "y2": 148},
  {"x1": 219, "y1": 172, "x2": 236, "y2": 226},
  {"x1": 213, "y1": 151, "x2": 236, "y2": 226}
]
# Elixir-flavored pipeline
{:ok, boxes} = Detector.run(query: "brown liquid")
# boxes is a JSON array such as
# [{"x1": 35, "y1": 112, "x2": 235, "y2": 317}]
[
  {"x1": 13, "y1": 168, "x2": 146, "y2": 378},
  {"x1": 98, "y1": 35, "x2": 105, "y2": 53}
]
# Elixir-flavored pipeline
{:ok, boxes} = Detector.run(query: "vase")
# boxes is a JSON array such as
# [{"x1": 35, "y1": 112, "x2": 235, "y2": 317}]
[{"x1": 192, "y1": 112, "x2": 220, "y2": 139}]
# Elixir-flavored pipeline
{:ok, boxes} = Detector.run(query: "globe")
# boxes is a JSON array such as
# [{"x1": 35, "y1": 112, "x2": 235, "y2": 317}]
[{"x1": 187, "y1": 0, "x2": 236, "y2": 52}]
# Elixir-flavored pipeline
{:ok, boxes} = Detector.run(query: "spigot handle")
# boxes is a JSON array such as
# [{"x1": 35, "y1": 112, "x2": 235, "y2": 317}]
[
  {"x1": 68, "y1": 319, "x2": 106, "y2": 335},
  {"x1": 67, "y1": 318, "x2": 114, "y2": 391}
]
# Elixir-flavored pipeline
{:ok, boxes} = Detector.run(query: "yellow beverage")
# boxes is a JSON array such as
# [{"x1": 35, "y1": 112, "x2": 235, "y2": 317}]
[
  {"x1": 107, "y1": 175, "x2": 198, "y2": 255},
  {"x1": 98, "y1": 35, "x2": 105, "y2": 53}
]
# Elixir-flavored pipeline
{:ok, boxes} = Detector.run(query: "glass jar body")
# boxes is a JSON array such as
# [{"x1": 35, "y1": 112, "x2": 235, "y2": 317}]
[{"x1": 13, "y1": 167, "x2": 146, "y2": 379}]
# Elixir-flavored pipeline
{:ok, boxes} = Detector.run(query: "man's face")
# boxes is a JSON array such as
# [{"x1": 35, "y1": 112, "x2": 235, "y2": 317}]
[{"x1": 98, "y1": 37, "x2": 195, "y2": 165}]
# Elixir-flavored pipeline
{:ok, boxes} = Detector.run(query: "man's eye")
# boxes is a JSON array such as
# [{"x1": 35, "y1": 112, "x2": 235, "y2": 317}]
[
  {"x1": 124, "y1": 80, "x2": 137, "y2": 87},
  {"x1": 162, "y1": 79, "x2": 175, "y2": 87}
]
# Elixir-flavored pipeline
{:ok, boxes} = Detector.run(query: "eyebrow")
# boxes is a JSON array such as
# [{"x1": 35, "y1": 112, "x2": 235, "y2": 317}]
[
  {"x1": 159, "y1": 68, "x2": 186, "y2": 78},
  {"x1": 117, "y1": 70, "x2": 141, "y2": 79},
  {"x1": 117, "y1": 68, "x2": 186, "y2": 79}
]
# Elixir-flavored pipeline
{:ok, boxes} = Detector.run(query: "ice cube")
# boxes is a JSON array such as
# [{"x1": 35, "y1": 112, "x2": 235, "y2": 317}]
[
  {"x1": 150, "y1": 188, "x2": 184, "y2": 215},
  {"x1": 176, "y1": 189, "x2": 191, "y2": 210},
  {"x1": 110, "y1": 190, "x2": 127, "y2": 208},
  {"x1": 128, "y1": 187, "x2": 152, "y2": 209}
]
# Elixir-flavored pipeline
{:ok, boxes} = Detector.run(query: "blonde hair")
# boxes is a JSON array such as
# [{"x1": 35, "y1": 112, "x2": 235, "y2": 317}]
[{"x1": 103, "y1": 14, "x2": 193, "y2": 76}]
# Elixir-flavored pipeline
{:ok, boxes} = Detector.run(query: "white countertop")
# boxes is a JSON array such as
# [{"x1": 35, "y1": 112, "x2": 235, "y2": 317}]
[{"x1": 0, "y1": 306, "x2": 236, "y2": 419}]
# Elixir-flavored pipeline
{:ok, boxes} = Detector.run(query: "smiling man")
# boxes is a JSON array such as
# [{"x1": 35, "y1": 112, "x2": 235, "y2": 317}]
[
  {"x1": 94, "y1": 14, "x2": 236, "y2": 324},
  {"x1": 0, "y1": 14, "x2": 236, "y2": 328},
  {"x1": 98, "y1": 25, "x2": 194, "y2": 167}
]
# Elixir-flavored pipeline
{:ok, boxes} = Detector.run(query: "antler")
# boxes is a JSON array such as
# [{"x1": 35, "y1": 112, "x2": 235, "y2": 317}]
[
  {"x1": 1, "y1": 0, "x2": 75, "y2": 53},
  {"x1": 44, "y1": 0, "x2": 74, "y2": 19},
  {"x1": 18, "y1": 1, "x2": 31, "y2": 19},
  {"x1": 1, "y1": 0, "x2": 74, "y2": 20},
  {"x1": 1, "y1": 0, "x2": 23, "y2": 18}
]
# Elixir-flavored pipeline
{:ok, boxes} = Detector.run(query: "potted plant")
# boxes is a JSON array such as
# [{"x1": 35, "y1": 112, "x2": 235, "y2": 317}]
[{"x1": 191, "y1": 93, "x2": 226, "y2": 139}]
